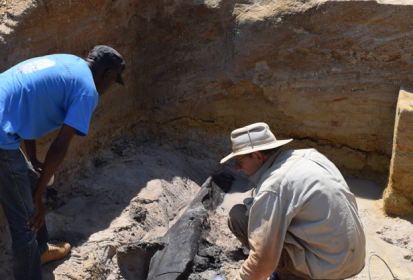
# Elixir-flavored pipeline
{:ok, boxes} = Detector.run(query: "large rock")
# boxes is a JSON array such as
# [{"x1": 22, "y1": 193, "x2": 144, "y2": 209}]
[
  {"x1": 147, "y1": 173, "x2": 234, "y2": 280},
  {"x1": 383, "y1": 87, "x2": 413, "y2": 215}
]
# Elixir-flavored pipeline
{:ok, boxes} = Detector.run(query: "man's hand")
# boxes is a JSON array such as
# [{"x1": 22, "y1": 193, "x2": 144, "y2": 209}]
[
  {"x1": 24, "y1": 124, "x2": 77, "y2": 230},
  {"x1": 31, "y1": 160, "x2": 44, "y2": 174},
  {"x1": 27, "y1": 196, "x2": 45, "y2": 231}
]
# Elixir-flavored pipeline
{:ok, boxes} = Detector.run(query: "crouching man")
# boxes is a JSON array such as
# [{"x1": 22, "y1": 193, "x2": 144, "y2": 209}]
[{"x1": 221, "y1": 123, "x2": 366, "y2": 280}]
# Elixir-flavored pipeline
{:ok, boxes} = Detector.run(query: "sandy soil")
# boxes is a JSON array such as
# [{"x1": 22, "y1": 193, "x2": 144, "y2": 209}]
[{"x1": 347, "y1": 179, "x2": 413, "y2": 279}]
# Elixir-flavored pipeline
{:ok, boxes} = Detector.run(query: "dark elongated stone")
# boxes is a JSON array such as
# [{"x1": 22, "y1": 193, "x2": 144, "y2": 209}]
[{"x1": 147, "y1": 173, "x2": 234, "y2": 280}]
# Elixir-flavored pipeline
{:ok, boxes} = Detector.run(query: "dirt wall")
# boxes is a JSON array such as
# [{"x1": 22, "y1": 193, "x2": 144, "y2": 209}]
[{"x1": 1, "y1": 0, "x2": 413, "y2": 194}]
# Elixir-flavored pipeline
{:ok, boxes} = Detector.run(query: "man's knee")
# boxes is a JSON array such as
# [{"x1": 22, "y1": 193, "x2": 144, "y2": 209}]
[
  {"x1": 228, "y1": 204, "x2": 250, "y2": 249},
  {"x1": 10, "y1": 224, "x2": 36, "y2": 246},
  {"x1": 228, "y1": 204, "x2": 247, "y2": 231},
  {"x1": 229, "y1": 204, "x2": 247, "y2": 221}
]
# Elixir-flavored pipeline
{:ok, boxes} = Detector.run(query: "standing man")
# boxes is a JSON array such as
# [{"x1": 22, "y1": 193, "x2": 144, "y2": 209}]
[
  {"x1": 0, "y1": 45, "x2": 126, "y2": 280},
  {"x1": 221, "y1": 123, "x2": 366, "y2": 280}
]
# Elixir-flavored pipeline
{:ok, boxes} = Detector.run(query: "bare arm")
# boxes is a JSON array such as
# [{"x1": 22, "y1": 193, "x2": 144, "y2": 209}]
[
  {"x1": 24, "y1": 139, "x2": 37, "y2": 162},
  {"x1": 27, "y1": 124, "x2": 77, "y2": 231},
  {"x1": 24, "y1": 139, "x2": 44, "y2": 172}
]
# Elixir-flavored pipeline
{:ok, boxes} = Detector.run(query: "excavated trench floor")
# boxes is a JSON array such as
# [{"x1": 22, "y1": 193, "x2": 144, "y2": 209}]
[{"x1": 0, "y1": 138, "x2": 412, "y2": 279}]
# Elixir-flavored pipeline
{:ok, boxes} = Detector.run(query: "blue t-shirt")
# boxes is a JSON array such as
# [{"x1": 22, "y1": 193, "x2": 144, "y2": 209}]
[{"x1": 0, "y1": 54, "x2": 98, "y2": 150}]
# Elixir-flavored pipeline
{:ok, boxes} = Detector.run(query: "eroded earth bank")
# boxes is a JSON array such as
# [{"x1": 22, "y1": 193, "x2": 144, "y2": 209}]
[{"x1": 1, "y1": 0, "x2": 413, "y2": 279}]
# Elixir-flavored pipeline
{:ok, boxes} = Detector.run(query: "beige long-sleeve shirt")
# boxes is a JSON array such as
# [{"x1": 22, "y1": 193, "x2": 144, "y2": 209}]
[{"x1": 236, "y1": 149, "x2": 366, "y2": 280}]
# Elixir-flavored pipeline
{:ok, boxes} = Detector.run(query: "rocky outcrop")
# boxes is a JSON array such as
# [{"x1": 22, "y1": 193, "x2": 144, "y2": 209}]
[{"x1": 383, "y1": 87, "x2": 413, "y2": 215}]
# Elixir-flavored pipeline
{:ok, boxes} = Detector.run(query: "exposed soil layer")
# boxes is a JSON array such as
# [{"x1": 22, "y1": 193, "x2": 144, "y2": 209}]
[{"x1": 3, "y1": 0, "x2": 413, "y2": 186}]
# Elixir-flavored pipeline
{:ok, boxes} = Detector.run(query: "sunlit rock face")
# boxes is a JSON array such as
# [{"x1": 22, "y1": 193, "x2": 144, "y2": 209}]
[
  {"x1": 1, "y1": 0, "x2": 413, "y2": 181},
  {"x1": 384, "y1": 87, "x2": 413, "y2": 216}
]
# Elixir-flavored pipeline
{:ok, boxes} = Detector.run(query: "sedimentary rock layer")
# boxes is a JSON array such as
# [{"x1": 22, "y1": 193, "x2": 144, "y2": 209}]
[
  {"x1": 1, "y1": 0, "x2": 413, "y2": 185},
  {"x1": 384, "y1": 87, "x2": 413, "y2": 215}
]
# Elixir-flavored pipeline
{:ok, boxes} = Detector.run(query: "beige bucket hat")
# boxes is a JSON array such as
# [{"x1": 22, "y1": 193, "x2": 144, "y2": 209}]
[{"x1": 220, "y1": 122, "x2": 293, "y2": 164}]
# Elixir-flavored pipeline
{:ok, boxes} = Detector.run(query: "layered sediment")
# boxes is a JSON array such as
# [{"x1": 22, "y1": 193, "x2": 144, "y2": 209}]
[
  {"x1": 383, "y1": 87, "x2": 413, "y2": 215},
  {"x1": 1, "y1": 0, "x2": 413, "y2": 186}
]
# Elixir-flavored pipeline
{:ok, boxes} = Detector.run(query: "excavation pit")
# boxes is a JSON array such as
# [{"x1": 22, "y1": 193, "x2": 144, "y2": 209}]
[{"x1": 1, "y1": 0, "x2": 413, "y2": 278}]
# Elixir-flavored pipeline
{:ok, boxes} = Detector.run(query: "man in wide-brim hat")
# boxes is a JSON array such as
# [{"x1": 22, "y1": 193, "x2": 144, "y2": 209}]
[{"x1": 221, "y1": 123, "x2": 366, "y2": 280}]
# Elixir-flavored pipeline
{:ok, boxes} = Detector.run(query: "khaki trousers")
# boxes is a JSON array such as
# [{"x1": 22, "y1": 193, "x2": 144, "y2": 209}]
[{"x1": 228, "y1": 204, "x2": 317, "y2": 280}]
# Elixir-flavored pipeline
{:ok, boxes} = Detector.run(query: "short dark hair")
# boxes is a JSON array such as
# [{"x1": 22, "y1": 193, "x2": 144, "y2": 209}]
[
  {"x1": 259, "y1": 147, "x2": 281, "y2": 156},
  {"x1": 248, "y1": 147, "x2": 281, "y2": 158}
]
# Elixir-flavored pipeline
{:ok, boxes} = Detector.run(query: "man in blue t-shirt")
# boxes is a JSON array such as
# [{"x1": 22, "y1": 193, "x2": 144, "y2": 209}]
[{"x1": 0, "y1": 45, "x2": 126, "y2": 280}]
